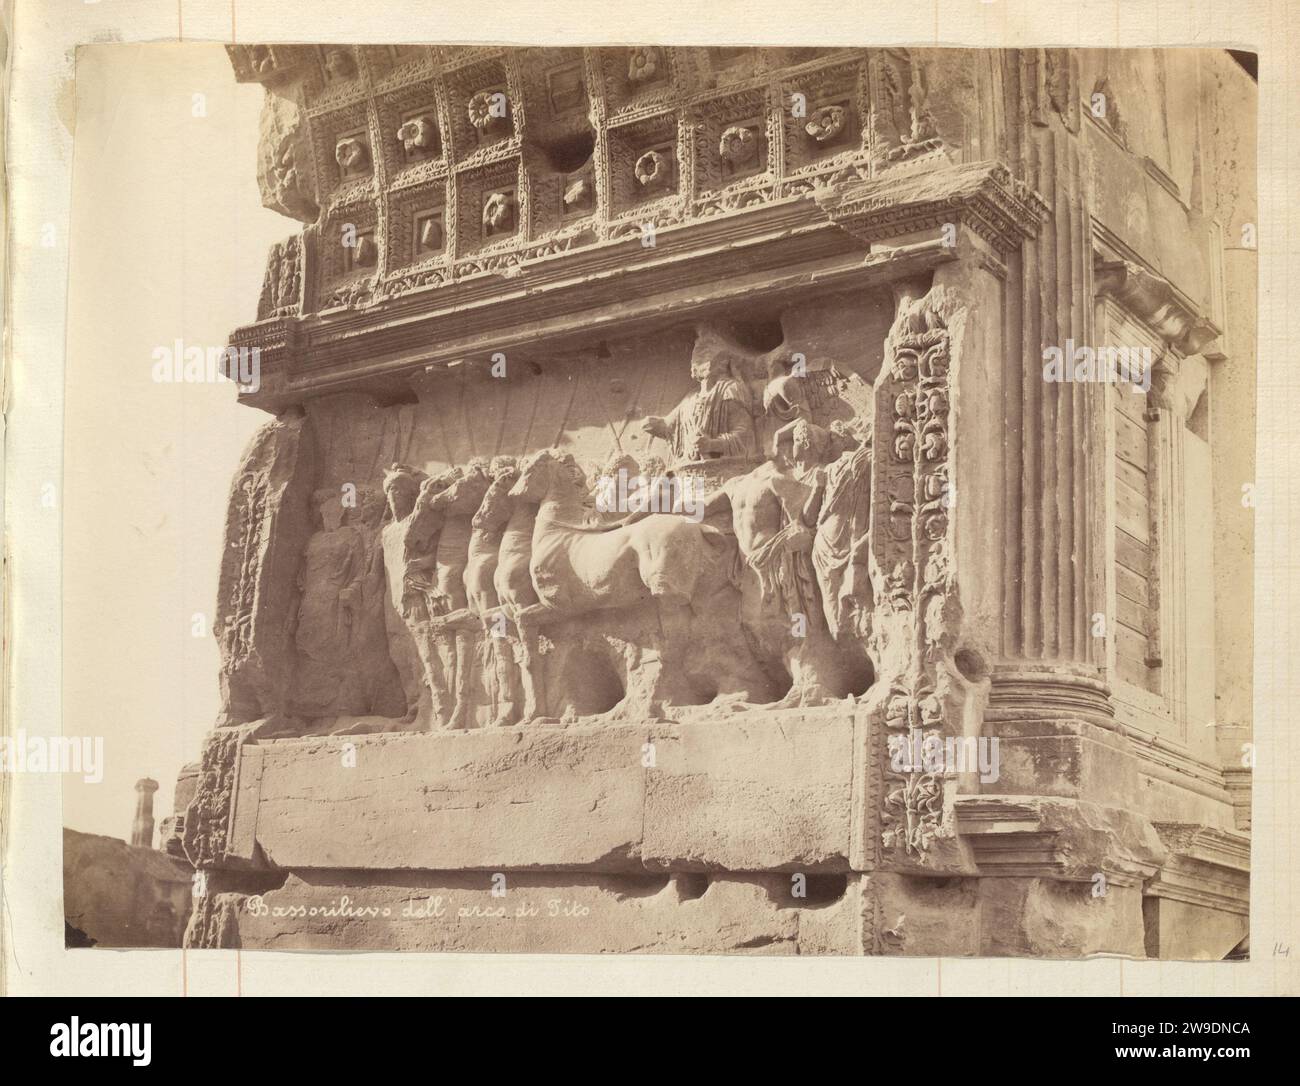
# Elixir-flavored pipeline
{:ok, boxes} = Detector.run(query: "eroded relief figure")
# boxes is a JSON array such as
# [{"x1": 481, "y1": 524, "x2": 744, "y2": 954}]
[
  {"x1": 462, "y1": 457, "x2": 528, "y2": 727},
  {"x1": 701, "y1": 417, "x2": 859, "y2": 705},
  {"x1": 423, "y1": 461, "x2": 492, "y2": 729},
  {"x1": 812, "y1": 419, "x2": 874, "y2": 641},
  {"x1": 290, "y1": 486, "x2": 405, "y2": 719},
  {"x1": 642, "y1": 321, "x2": 758, "y2": 464},
  {"x1": 378, "y1": 466, "x2": 430, "y2": 722},
  {"x1": 380, "y1": 457, "x2": 546, "y2": 728},
  {"x1": 491, "y1": 462, "x2": 547, "y2": 723},
  {"x1": 380, "y1": 463, "x2": 460, "y2": 726}
]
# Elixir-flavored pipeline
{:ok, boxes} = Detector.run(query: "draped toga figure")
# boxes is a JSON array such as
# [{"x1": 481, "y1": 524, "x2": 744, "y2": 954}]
[
  {"x1": 811, "y1": 420, "x2": 873, "y2": 640},
  {"x1": 641, "y1": 321, "x2": 757, "y2": 464}
]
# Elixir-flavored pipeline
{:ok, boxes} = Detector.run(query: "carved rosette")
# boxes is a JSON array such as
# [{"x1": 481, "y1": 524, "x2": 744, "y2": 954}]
[
  {"x1": 634, "y1": 149, "x2": 670, "y2": 189},
  {"x1": 805, "y1": 104, "x2": 847, "y2": 143},
  {"x1": 718, "y1": 124, "x2": 757, "y2": 165},
  {"x1": 870, "y1": 296, "x2": 959, "y2": 864},
  {"x1": 627, "y1": 47, "x2": 662, "y2": 85},
  {"x1": 467, "y1": 89, "x2": 509, "y2": 132},
  {"x1": 482, "y1": 190, "x2": 516, "y2": 232},
  {"x1": 334, "y1": 136, "x2": 369, "y2": 173},
  {"x1": 397, "y1": 116, "x2": 436, "y2": 154}
]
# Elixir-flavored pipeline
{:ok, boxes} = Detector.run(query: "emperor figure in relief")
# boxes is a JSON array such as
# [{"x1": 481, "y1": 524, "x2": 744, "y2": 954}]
[{"x1": 641, "y1": 321, "x2": 758, "y2": 464}]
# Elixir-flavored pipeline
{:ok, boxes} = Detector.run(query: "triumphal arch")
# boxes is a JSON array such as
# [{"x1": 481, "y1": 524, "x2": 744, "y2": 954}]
[{"x1": 169, "y1": 45, "x2": 1253, "y2": 957}]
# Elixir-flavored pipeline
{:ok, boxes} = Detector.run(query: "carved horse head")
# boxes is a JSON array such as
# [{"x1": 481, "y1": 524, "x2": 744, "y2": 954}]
[
  {"x1": 425, "y1": 460, "x2": 492, "y2": 516},
  {"x1": 472, "y1": 456, "x2": 520, "y2": 529},
  {"x1": 404, "y1": 466, "x2": 463, "y2": 538},
  {"x1": 508, "y1": 448, "x2": 587, "y2": 504},
  {"x1": 414, "y1": 465, "x2": 462, "y2": 508}
]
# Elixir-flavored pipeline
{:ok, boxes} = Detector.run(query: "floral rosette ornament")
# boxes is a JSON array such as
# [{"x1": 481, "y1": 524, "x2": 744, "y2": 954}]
[
  {"x1": 468, "y1": 89, "x2": 508, "y2": 131},
  {"x1": 627, "y1": 47, "x2": 661, "y2": 84},
  {"x1": 397, "y1": 116, "x2": 435, "y2": 154},
  {"x1": 334, "y1": 137, "x2": 368, "y2": 172},
  {"x1": 804, "y1": 104, "x2": 847, "y2": 143},
  {"x1": 634, "y1": 150, "x2": 670, "y2": 189},
  {"x1": 482, "y1": 191, "x2": 515, "y2": 232},
  {"x1": 718, "y1": 125, "x2": 757, "y2": 166}
]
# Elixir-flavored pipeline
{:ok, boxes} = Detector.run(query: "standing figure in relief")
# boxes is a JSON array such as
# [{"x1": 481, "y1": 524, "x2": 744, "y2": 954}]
[
  {"x1": 423, "y1": 460, "x2": 493, "y2": 729},
  {"x1": 701, "y1": 421, "x2": 851, "y2": 705},
  {"x1": 380, "y1": 463, "x2": 461, "y2": 727},
  {"x1": 494, "y1": 463, "x2": 546, "y2": 722},
  {"x1": 763, "y1": 365, "x2": 875, "y2": 650},
  {"x1": 811, "y1": 419, "x2": 874, "y2": 642},
  {"x1": 378, "y1": 465, "x2": 430, "y2": 721},
  {"x1": 641, "y1": 321, "x2": 758, "y2": 464},
  {"x1": 461, "y1": 457, "x2": 527, "y2": 725},
  {"x1": 291, "y1": 486, "x2": 405, "y2": 719}
]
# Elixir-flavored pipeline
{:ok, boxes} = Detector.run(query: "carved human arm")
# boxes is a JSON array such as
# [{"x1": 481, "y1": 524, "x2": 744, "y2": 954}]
[{"x1": 641, "y1": 415, "x2": 671, "y2": 441}]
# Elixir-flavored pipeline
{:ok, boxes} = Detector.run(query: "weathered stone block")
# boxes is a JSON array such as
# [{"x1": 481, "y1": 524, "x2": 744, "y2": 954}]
[
  {"x1": 228, "y1": 711, "x2": 856, "y2": 873},
  {"x1": 978, "y1": 877, "x2": 1147, "y2": 959},
  {"x1": 642, "y1": 710, "x2": 855, "y2": 871},
  {"x1": 239, "y1": 727, "x2": 647, "y2": 871}
]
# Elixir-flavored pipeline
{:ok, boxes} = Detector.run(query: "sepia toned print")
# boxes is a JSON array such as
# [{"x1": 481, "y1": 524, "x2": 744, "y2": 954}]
[{"x1": 65, "y1": 44, "x2": 1255, "y2": 959}]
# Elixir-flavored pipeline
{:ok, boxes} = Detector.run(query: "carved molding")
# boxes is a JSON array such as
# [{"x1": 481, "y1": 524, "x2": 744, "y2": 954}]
[
  {"x1": 225, "y1": 48, "x2": 1053, "y2": 334},
  {"x1": 1147, "y1": 821, "x2": 1250, "y2": 915},
  {"x1": 183, "y1": 889, "x2": 247, "y2": 949},
  {"x1": 985, "y1": 665, "x2": 1115, "y2": 726},
  {"x1": 817, "y1": 161, "x2": 1049, "y2": 253},
  {"x1": 1094, "y1": 257, "x2": 1221, "y2": 355},
  {"x1": 955, "y1": 795, "x2": 1167, "y2": 888},
  {"x1": 1222, "y1": 767, "x2": 1252, "y2": 832},
  {"x1": 225, "y1": 193, "x2": 962, "y2": 412}
]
